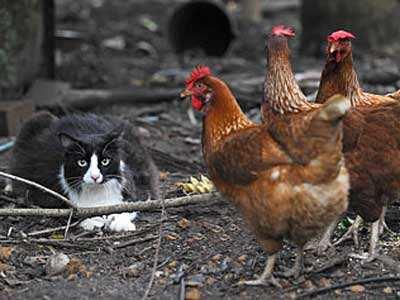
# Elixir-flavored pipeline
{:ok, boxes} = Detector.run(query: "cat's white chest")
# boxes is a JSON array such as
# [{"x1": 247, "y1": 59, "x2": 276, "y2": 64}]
[{"x1": 70, "y1": 179, "x2": 123, "y2": 208}]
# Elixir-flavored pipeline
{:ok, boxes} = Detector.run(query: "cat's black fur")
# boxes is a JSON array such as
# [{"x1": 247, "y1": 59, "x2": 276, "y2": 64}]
[{"x1": 11, "y1": 112, "x2": 159, "y2": 208}]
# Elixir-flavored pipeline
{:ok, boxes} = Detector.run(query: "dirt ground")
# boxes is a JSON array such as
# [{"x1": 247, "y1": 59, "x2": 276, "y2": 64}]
[{"x1": 1, "y1": 0, "x2": 400, "y2": 299}]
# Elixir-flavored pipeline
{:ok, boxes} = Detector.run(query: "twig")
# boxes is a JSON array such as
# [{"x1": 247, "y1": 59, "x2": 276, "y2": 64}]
[
  {"x1": 27, "y1": 221, "x2": 80, "y2": 237},
  {"x1": 308, "y1": 254, "x2": 348, "y2": 274},
  {"x1": 0, "y1": 192, "x2": 221, "y2": 217},
  {"x1": 142, "y1": 192, "x2": 167, "y2": 300},
  {"x1": 1, "y1": 238, "x2": 92, "y2": 250},
  {"x1": 113, "y1": 235, "x2": 158, "y2": 249},
  {"x1": 297, "y1": 275, "x2": 400, "y2": 298},
  {"x1": 64, "y1": 210, "x2": 73, "y2": 239},
  {"x1": 0, "y1": 171, "x2": 76, "y2": 209}
]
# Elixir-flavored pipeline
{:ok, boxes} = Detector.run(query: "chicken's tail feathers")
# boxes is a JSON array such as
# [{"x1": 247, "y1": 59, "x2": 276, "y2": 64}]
[{"x1": 317, "y1": 94, "x2": 350, "y2": 122}]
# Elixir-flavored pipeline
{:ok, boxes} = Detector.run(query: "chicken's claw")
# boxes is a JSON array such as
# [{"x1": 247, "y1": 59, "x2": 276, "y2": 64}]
[
  {"x1": 237, "y1": 253, "x2": 281, "y2": 288},
  {"x1": 277, "y1": 248, "x2": 304, "y2": 279},
  {"x1": 238, "y1": 275, "x2": 281, "y2": 288}
]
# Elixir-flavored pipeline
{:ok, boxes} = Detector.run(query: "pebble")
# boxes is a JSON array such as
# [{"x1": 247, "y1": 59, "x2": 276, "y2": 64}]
[{"x1": 45, "y1": 253, "x2": 70, "y2": 276}]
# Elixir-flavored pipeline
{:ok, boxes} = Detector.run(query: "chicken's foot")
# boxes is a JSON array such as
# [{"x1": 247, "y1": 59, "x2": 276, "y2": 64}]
[
  {"x1": 304, "y1": 220, "x2": 336, "y2": 255},
  {"x1": 378, "y1": 207, "x2": 394, "y2": 235},
  {"x1": 239, "y1": 253, "x2": 281, "y2": 288},
  {"x1": 333, "y1": 215, "x2": 362, "y2": 248},
  {"x1": 278, "y1": 247, "x2": 304, "y2": 279}
]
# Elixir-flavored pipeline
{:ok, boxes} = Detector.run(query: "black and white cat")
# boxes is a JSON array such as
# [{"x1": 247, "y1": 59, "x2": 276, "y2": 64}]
[{"x1": 10, "y1": 112, "x2": 159, "y2": 232}]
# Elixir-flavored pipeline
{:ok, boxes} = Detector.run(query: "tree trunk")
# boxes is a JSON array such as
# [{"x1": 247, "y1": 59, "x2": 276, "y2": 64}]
[
  {"x1": 0, "y1": 0, "x2": 43, "y2": 99},
  {"x1": 301, "y1": 0, "x2": 400, "y2": 56},
  {"x1": 242, "y1": 0, "x2": 262, "y2": 23}
]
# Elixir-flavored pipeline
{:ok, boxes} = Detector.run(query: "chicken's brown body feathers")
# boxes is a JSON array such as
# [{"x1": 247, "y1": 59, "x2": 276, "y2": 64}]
[
  {"x1": 316, "y1": 54, "x2": 400, "y2": 222},
  {"x1": 202, "y1": 76, "x2": 348, "y2": 254}
]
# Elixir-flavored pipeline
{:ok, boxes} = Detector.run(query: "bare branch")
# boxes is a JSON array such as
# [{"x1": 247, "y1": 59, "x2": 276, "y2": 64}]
[
  {"x1": 0, "y1": 192, "x2": 222, "y2": 217},
  {"x1": 0, "y1": 171, "x2": 76, "y2": 209}
]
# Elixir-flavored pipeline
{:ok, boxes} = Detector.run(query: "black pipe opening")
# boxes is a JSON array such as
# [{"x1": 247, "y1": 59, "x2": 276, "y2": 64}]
[{"x1": 168, "y1": 1, "x2": 235, "y2": 57}]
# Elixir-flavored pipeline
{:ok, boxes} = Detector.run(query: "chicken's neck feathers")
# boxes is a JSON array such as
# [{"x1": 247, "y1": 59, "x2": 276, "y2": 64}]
[
  {"x1": 320, "y1": 54, "x2": 376, "y2": 107},
  {"x1": 202, "y1": 81, "x2": 253, "y2": 149},
  {"x1": 264, "y1": 53, "x2": 316, "y2": 114}
]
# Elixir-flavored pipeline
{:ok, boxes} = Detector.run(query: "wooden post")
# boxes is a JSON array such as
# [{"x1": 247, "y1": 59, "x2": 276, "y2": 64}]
[
  {"x1": 242, "y1": 0, "x2": 262, "y2": 23},
  {"x1": 0, "y1": 0, "x2": 43, "y2": 99},
  {"x1": 301, "y1": 0, "x2": 400, "y2": 55}
]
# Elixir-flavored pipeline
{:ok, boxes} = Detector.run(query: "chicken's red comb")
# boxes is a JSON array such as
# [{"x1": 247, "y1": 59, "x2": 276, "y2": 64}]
[
  {"x1": 328, "y1": 30, "x2": 355, "y2": 42},
  {"x1": 271, "y1": 25, "x2": 295, "y2": 38},
  {"x1": 185, "y1": 65, "x2": 212, "y2": 86}
]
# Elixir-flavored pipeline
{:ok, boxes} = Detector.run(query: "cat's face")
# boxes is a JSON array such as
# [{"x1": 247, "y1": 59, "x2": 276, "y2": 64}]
[{"x1": 58, "y1": 128, "x2": 123, "y2": 191}]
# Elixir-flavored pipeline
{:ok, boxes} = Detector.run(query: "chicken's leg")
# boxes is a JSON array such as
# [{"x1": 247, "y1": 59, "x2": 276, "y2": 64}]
[
  {"x1": 378, "y1": 207, "x2": 393, "y2": 235},
  {"x1": 240, "y1": 253, "x2": 281, "y2": 288},
  {"x1": 333, "y1": 215, "x2": 362, "y2": 248},
  {"x1": 304, "y1": 220, "x2": 337, "y2": 254},
  {"x1": 279, "y1": 247, "x2": 304, "y2": 279},
  {"x1": 367, "y1": 219, "x2": 380, "y2": 261}
]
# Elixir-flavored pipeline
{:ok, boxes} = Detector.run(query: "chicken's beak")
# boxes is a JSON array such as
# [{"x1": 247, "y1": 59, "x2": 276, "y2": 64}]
[
  {"x1": 328, "y1": 43, "x2": 338, "y2": 54},
  {"x1": 180, "y1": 89, "x2": 192, "y2": 100}
]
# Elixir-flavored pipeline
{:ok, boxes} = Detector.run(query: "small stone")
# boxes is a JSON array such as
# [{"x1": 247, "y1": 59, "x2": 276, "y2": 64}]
[
  {"x1": 186, "y1": 274, "x2": 205, "y2": 287},
  {"x1": 125, "y1": 262, "x2": 144, "y2": 278},
  {"x1": 45, "y1": 253, "x2": 70, "y2": 276}
]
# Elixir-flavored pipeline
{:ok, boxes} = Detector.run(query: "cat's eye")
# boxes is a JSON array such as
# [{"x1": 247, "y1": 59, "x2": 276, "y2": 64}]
[
  {"x1": 77, "y1": 159, "x2": 88, "y2": 167},
  {"x1": 101, "y1": 158, "x2": 111, "y2": 166}
]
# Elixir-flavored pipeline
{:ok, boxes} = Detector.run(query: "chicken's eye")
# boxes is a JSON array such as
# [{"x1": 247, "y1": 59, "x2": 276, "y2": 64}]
[{"x1": 195, "y1": 82, "x2": 204, "y2": 89}]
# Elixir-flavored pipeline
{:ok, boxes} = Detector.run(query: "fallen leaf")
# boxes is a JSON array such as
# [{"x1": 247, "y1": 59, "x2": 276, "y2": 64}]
[
  {"x1": 167, "y1": 260, "x2": 177, "y2": 269},
  {"x1": 51, "y1": 233, "x2": 64, "y2": 240},
  {"x1": 206, "y1": 276, "x2": 216, "y2": 285},
  {"x1": 211, "y1": 254, "x2": 222, "y2": 262},
  {"x1": 66, "y1": 258, "x2": 92, "y2": 278},
  {"x1": 383, "y1": 287, "x2": 393, "y2": 294},
  {"x1": 237, "y1": 255, "x2": 247, "y2": 264},
  {"x1": 159, "y1": 171, "x2": 169, "y2": 180},
  {"x1": 176, "y1": 175, "x2": 214, "y2": 194},
  {"x1": 165, "y1": 232, "x2": 180, "y2": 241},
  {"x1": 178, "y1": 218, "x2": 190, "y2": 229},
  {"x1": 319, "y1": 277, "x2": 331, "y2": 287},
  {"x1": 350, "y1": 285, "x2": 365, "y2": 293},
  {"x1": 0, "y1": 247, "x2": 14, "y2": 261},
  {"x1": 303, "y1": 280, "x2": 315, "y2": 289},
  {"x1": 0, "y1": 262, "x2": 11, "y2": 272},
  {"x1": 185, "y1": 288, "x2": 201, "y2": 300}
]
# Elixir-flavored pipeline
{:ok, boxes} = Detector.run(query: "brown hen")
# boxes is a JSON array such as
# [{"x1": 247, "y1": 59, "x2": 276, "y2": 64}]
[
  {"x1": 181, "y1": 65, "x2": 349, "y2": 286},
  {"x1": 261, "y1": 25, "x2": 345, "y2": 253},
  {"x1": 315, "y1": 30, "x2": 400, "y2": 259}
]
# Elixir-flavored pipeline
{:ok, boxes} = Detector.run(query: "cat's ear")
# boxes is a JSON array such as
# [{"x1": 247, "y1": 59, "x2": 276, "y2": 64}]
[
  {"x1": 58, "y1": 133, "x2": 80, "y2": 149},
  {"x1": 104, "y1": 125, "x2": 124, "y2": 144},
  {"x1": 102, "y1": 125, "x2": 124, "y2": 152}
]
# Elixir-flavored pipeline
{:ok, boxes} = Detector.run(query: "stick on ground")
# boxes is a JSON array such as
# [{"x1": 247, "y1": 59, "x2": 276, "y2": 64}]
[
  {"x1": 297, "y1": 275, "x2": 400, "y2": 298},
  {"x1": 0, "y1": 171, "x2": 76, "y2": 209},
  {"x1": 142, "y1": 192, "x2": 167, "y2": 300},
  {"x1": 0, "y1": 192, "x2": 222, "y2": 217}
]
